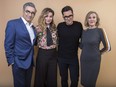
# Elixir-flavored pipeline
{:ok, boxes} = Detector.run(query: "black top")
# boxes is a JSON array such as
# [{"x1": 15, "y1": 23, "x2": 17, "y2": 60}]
[{"x1": 57, "y1": 21, "x2": 83, "y2": 59}]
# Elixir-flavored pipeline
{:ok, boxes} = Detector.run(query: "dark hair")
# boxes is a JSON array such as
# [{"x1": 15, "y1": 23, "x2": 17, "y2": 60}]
[
  {"x1": 61, "y1": 6, "x2": 73, "y2": 15},
  {"x1": 23, "y1": 2, "x2": 37, "y2": 12}
]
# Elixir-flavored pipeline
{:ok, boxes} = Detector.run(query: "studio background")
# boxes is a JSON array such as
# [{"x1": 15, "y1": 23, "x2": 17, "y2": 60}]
[{"x1": 0, "y1": 0, "x2": 115, "y2": 87}]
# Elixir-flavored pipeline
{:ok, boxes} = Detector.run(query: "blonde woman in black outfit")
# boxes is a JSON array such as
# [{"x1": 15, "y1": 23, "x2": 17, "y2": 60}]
[
  {"x1": 80, "y1": 11, "x2": 111, "y2": 87},
  {"x1": 57, "y1": 6, "x2": 83, "y2": 87},
  {"x1": 34, "y1": 8, "x2": 57, "y2": 87}
]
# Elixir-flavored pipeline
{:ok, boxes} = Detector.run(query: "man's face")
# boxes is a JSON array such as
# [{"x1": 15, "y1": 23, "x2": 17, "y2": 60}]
[
  {"x1": 63, "y1": 10, "x2": 73, "y2": 25},
  {"x1": 23, "y1": 6, "x2": 36, "y2": 23}
]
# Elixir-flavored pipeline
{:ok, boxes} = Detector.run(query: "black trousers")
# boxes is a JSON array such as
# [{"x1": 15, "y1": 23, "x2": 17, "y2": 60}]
[
  {"x1": 58, "y1": 57, "x2": 79, "y2": 87},
  {"x1": 34, "y1": 48, "x2": 57, "y2": 87}
]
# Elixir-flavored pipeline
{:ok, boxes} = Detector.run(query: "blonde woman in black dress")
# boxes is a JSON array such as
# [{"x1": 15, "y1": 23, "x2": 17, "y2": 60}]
[{"x1": 80, "y1": 11, "x2": 111, "y2": 87}]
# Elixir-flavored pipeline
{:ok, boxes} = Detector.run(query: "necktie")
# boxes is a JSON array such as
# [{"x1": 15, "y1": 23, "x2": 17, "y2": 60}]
[{"x1": 46, "y1": 27, "x2": 53, "y2": 46}]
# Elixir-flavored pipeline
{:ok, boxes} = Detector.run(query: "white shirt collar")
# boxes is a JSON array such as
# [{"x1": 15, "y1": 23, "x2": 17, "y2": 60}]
[{"x1": 21, "y1": 17, "x2": 33, "y2": 27}]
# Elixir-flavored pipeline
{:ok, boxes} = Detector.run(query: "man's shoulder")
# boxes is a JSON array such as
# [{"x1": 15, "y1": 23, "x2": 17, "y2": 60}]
[
  {"x1": 57, "y1": 22, "x2": 65, "y2": 26},
  {"x1": 73, "y1": 21, "x2": 82, "y2": 25},
  {"x1": 7, "y1": 18, "x2": 21, "y2": 24}
]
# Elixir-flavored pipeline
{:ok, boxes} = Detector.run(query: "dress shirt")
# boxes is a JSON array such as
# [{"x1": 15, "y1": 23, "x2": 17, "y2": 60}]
[{"x1": 21, "y1": 17, "x2": 35, "y2": 45}]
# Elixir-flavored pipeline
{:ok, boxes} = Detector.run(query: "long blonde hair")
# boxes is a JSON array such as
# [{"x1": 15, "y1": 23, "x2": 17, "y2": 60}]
[{"x1": 38, "y1": 7, "x2": 56, "y2": 32}]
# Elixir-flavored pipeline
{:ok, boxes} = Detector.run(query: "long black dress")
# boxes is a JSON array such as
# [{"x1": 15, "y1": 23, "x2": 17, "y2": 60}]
[{"x1": 80, "y1": 28, "x2": 108, "y2": 87}]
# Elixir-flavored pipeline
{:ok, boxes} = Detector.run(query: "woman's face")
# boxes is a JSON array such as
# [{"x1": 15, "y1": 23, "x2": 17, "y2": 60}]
[
  {"x1": 45, "y1": 12, "x2": 53, "y2": 25},
  {"x1": 87, "y1": 13, "x2": 97, "y2": 27}
]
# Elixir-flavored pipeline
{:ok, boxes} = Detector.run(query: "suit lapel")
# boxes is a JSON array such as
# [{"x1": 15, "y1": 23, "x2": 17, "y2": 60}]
[
  {"x1": 32, "y1": 25, "x2": 37, "y2": 45},
  {"x1": 19, "y1": 18, "x2": 32, "y2": 44}
]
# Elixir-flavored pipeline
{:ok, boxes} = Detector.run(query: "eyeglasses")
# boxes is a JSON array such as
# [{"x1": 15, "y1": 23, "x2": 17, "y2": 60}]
[
  {"x1": 63, "y1": 15, "x2": 73, "y2": 19},
  {"x1": 25, "y1": 10, "x2": 36, "y2": 15}
]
